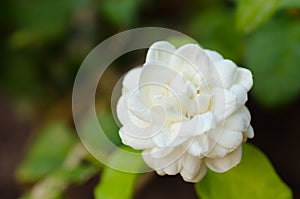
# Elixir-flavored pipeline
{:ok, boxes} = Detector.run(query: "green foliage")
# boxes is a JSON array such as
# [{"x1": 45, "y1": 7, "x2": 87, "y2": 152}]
[
  {"x1": 189, "y1": 6, "x2": 241, "y2": 61},
  {"x1": 245, "y1": 16, "x2": 300, "y2": 107},
  {"x1": 11, "y1": 0, "x2": 82, "y2": 48},
  {"x1": 236, "y1": 0, "x2": 281, "y2": 33},
  {"x1": 16, "y1": 121, "x2": 76, "y2": 182},
  {"x1": 94, "y1": 147, "x2": 142, "y2": 199},
  {"x1": 99, "y1": 112, "x2": 122, "y2": 146},
  {"x1": 195, "y1": 143, "x2": 292, "y2": 199},
  {"x1": 281, "y1": 0, "x2": 300, "y2": 8},
  {"x1": 99, "y1": 0, "x2": 141, "y2": 28}
]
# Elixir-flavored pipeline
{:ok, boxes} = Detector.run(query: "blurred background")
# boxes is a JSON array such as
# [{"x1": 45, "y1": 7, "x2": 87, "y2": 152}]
[{"x1": 0, "y1": 0, "x2": 300, "y2": 198}]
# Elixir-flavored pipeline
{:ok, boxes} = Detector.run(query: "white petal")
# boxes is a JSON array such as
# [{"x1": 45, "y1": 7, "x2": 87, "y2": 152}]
[
  {"x1": 206, "y1": 143, "x2": 230, "y2": 159},
  {"x1": 124, "y1": 89, "x2": 150, "y2": 125},
  {"x1": 142, "y1": 147, "x2": 184, "y2": 174},
  {"x1": 224, "y1": 107, "x2": 251, "y2": 132},
  {"x1": 205, "y1": 146, "x2": 242, "y2": 173},
  {"x1": 204, "y1": 49, "x2": 224, "y2": 62},
  {"x1": 194, "y1": 93, "x2": 211, "y2": 114},
  {"x1": 116, "y1": 95, "x2": 130, "y2": 125},
  {"x1": 146, "y1": 41, "x2": 176, "y2": 65},
  {"x1": 186, "y1": 135, "x2": 210, "y2": 157},
  {"x1": 169, "y1": 44, "x2": 215, "y2": 78},
  {"x1": 120, "y1": 106, "x2": 166, "y2": 144},
  {"x1": 172, "y1": 112, "x2": 215, "y2": 138},
  {"x1": 211, "y1": 88, "x2": 237, "y2": 121},
  {"x1": 122, "y1": 67, "x2": 142, "y2": 93},
  {"x1": 187, "y1": 165, "x2": 207, "y2": 182},
  {"x1": 140, "y1": 62, "x2": 178, "y2": 85},
  {"x1": 119, "y1": 128, "x2": 155, "y2": 150},
  {"x1": 150, "y1": 147, "x2": 174, "y2": 158},
  {"x1": 180, "y1": 154, "x2": 204, "y2": 182},
  {"x1": 208, "y1": 128, "x2": 243, "y2": 150},
  {"x1": 215, "y1": 59, "x2": 237, "y2": 89},
  {"x1": 244, "y1": 125, "x2": 254, "y2": 139},
  {"x1": 230, "y1": 84, "x2": 248, "y2": 107},
  {"x1": 234, "y1": 67, "x2": 253, "y2": 91},
  {"x1": 152, "y1": 127, "x2": 186, "y2": 148},
  {"x1": 138, "y1": 63, "x2": 179, "y2": 105},
  {"x1": 169, "y1": 74, "x2": 192, "y2": 94}
]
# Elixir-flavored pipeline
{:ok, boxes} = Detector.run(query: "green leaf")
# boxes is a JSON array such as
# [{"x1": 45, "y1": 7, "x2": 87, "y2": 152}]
[
  {"x1": 99, "y1": 0, "x2": 141, "y2": 27},
  {"x1": 195, "y1": 143, "x2": 292, "y2": 199},
  {"x1": 94, "y1": 147, "x2": 143, "y2": 199},
  {"x1": 236, "y1": 0, "x2": 281, "y2": 33},
  {"x1": 99, "y1": 112, "x2": 122, "y2": 146},
  {"x1": 189, "y1": 6, "x2": 241, "y2": 61},
  {"x1": 11, "y1": 0, "x2": 82, "y2": 47},
  {"x1": 245, "y1": 16, "x2": 300, "y2": 107},
  {"x1": 281, "y1": 0, "x2": 300, "y2": 8},
  {"x1": 16, "y1": 121, "x2": 76, "y2": 182}
]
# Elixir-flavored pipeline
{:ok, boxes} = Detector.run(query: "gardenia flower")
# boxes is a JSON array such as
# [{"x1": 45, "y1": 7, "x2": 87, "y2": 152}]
[{"x1": 117, "y1": 41, "x2": 254, "y2": 182}]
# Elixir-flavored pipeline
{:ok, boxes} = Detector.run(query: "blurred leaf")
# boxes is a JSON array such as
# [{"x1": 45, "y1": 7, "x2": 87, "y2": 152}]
[
  {"x1": 94, "y1": 147, "x2": 143, "y2": 199},
  {"x1": 99, "y1": 0, "x2": 141, "y2": 27},
  {"x1": 245, "y1": 16, "x2": 300, "y2": 107},
  {"x1": 99, "y1": 112, "x2": 122, "y2": 146},
  {"x1": 281, "y1": 0, "x2": 300, "y2": 8},
  {"x1": 53, "y1": 163, "x2": 98, "y2": 184},
  {"x1": 195, "y1": 143, "x2": 292, "y2": 199},
  {"x1": 11, "y1": 0, "x2": 80, "y2": 47},
  {"x1": 189, "y1": 6, "x2": 241, "y2": 61},
  {"x1": 16, "y1": 121, "x2": 76, "y2": 182},
  {"x1": 236, "y1": 0, "x2": 281, "y2": 33},
  {"x1": 19, "y1": 144, "x2": 99, "y2": 199}
]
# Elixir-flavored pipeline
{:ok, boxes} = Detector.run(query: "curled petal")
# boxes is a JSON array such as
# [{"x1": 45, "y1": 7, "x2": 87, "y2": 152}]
[
  {"x1": 224, "y1": 107, "x2": 251, "y2": 132},
  {"x1": 205, "y1": 146, "x2": 242, "y2": 173},
  {"x1": 244, "y1": 125, "x2": 254, "y2": 139},
  {"x1": 234, "y1": 68, "x2": 253, "y2": 91},
  {"x1": 146, "y1": 41, "x2": 176, "y2": 65},
  {"x1": 172, "y1": 112, "x2": 216, "y2": 137},
  {"x1": 169, "y1": 44, "x2": 216, "y2": 79},
  {"x1": 211, "y1": 88, "x2": 238, "y2": 121},
  {"x1": 208, "y1": 128, "x2": 243, "y2": 151},
  {"x1": 142, "y1": 147, "x2": 184, "y2": 175},
  {"x1": 180, "y1": 154, "x2": 206, "y2": 182},
  {"x1": 185, "y1": 135, "x2": 210, "y2": 157},
  {"x1": 204, "y1": 49, "x2": 224, "y2": 62},
  {"x1": 215, "y1": 59, "x2": 237, "y2": 89},
  {"x1": 119, "y1": 128, "x2": 155, "y2": 150},
  {"x1": 122, "y1": 67, "x2": 142, "y2": 94}
]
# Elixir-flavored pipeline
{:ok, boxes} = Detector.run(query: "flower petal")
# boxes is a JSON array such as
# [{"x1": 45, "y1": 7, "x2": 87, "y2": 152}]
[
  {"x1": 146, "y1": 41, "x2": 176, "y2": 65},
  {"x1": 224, "y1": 107, "x2": 251, "y2": 132},
  {"x1": 119, "y1": 128, "x2": 155, "y2": 150},
  {"x1": 244, "y1": 125, "x2": 254, "y2": 139},
  {"x1": 116, "y1": 95, "x2": 130, "y2": 125},
  {"x1": 208, "y1": 128, "x2": 243, "y2": 150},
  {"x1": 205, "y1": 146, "x2": 242, "y2": 173},
  {"x1": 172, "y1": 112, "x2": 216, "y2": 137},
  {"x1": 122, "y1": 67, "x2": 142, "y2": 94},
  {"x1": 142, "y1": 147, "x2": 184, "y2": 174},
  {"x1": 150, "y1": 147, "x2": 174, "y2": 159},
  {"x1": 211, "y1": 88, "x2": 237, "y2": 121},
  {"x1": 169, "y1": 44, "x2": 215, "y2": 79},
  {"x1": 215, "y1": 59, "x2": 237, "y2": 89},
  {"x1": 185, "y1": 135, "x2": 210, "y2": 157},
  {"x1": 229, "y1": 84, "x2": 248, "y2": 107},
  {"x1": 234, "y1": 67, "x2": 253, "y2": 91},
  {"x1": 204, "y1": 49, "x2": 224, "y2": 62},
  {"x1": 180, "y1": 153, "x2": 205, "y2": 182}
]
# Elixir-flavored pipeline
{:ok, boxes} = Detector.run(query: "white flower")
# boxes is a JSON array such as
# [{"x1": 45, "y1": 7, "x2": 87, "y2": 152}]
[{"x1": 117, "y1": 41, "x2": 254, "y2": 182}]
